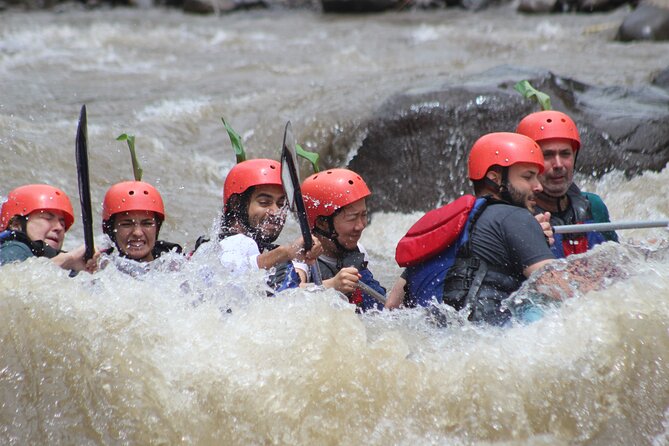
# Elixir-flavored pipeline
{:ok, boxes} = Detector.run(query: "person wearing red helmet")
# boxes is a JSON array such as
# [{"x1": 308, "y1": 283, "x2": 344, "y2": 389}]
[
  {"x1": 388, "y1": 133, "x2": 555, "y2": 325},
  {"x1": 215, "y1": 159, "x2": 321, "y2": 290},
  {"x1": 102, "y1": 180, "x2": 182, "y2": 263},
  {"x1": 299, "y1": 168, "x2": 386, "y2": 312},
  {"x1": 516, "y1": 110, "x2": 618, "y2": 258},
  {"x1": 0, "y1": 184, "x2": 95, "y2": 271}
]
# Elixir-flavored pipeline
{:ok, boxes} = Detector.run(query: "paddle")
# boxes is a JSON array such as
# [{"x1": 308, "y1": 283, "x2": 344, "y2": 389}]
[
  {"x1": 554, "y1": 220, "x2": 669, "y2": 234},
  {"x1": 75, "y1": 105, "x2": 95, "y2": 261},
  {"x1": 280, "y1": 121, "x2": 323, "y2": 285}
]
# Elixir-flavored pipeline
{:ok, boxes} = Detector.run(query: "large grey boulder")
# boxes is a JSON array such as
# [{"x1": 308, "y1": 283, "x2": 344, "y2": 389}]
[
  {"x1": 617, "y1": 1, "x2": 669, "y2": 41},
  {"x1": 347, "y1": 66, "x2": 669, "y2": 213}
]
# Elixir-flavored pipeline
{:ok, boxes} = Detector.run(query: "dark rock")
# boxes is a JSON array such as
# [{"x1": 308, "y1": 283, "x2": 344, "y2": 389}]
[
  {"x1": 617, "y1": 2, "x2": 669, "y2": 41},
  {"x1": 347, "y1": 66, "x2": 669, "y2": 213},
  {"x1": 517, "y1": 0, "x2": 555, "y2": 13},
  {"x1": 519, "y1": 0, "x2": 629, "y2": 13},
  {"x1": 321, "y1": 0, "x2": 399, "y2": 13},
  {"x1": 653, "y1": 66, "x2": 669, "y2": 88},
  {"x1": 182, "y1": 0, "x2": 266, "y2": 13}
]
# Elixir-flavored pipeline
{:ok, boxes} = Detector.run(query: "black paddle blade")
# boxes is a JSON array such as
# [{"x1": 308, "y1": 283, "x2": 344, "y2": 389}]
[
  {"x1": 280, "y1": 121, "x2": 312, "y2": 252},
  {"x1": 75, "y1": 105, "x2": 95, "y2": 261}
]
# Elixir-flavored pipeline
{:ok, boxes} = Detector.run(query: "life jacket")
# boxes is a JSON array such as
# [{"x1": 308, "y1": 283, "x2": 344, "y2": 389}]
[
  {"x1": 537, "y1": 185, "x2": 612, "y2": 258},
  {"x1": 104, "y1": 240, "x2": 183, "y2": 260},
  {"x1": 317, "y1": 250, "x2": 385, "y2": 311},
  {"x1": 399, "y1": 196, "x2": 523, "y2": 325},
  {"x1": 397, "y1": 195, "x2": 488, "y2": 308},
  {"x1": 0, "y1": 230, "x2": 60, "y2": 259}
]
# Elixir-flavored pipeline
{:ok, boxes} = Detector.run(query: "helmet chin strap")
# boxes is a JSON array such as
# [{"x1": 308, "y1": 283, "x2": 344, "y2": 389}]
[
  {"x1": 484, "y1": 167, "x2": 515, "y2": 205},
  {"x1": 314, "y1": 217, "x2": 351, "y2": 254}
]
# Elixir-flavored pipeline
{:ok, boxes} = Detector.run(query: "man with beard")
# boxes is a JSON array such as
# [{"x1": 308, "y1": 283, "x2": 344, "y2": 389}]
[
  {"x1": 387, "y1": 132, "x2": 555, "y2": 325},
  {"x1": 217, "y1": 158, "x2": 322, "y2": 291},
  {"x1": 516, "y1": 110, "x2": 618, "y2": 258},
  {"x1": 298, "y1": 168, "x2": 386, "y2": 312}
]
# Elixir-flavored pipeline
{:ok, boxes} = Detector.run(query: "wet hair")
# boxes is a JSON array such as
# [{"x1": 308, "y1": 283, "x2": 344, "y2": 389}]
[
  {"x1": 6, "y1": 215, "x2": 28, "y2": 234},
  {"x1": 219, "y1": 187, "x2": 254, "y2": 240}
]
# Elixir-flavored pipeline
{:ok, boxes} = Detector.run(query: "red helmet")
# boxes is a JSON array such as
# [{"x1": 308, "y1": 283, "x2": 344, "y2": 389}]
[
  {"x1": 468, "y1": 132, "x2": 545, "y2": 180},
  {"x1": 223, "y1": 159, "x2": 282, "y2": 211},
  {"x1": 301, "y1": 168, "x2": 371, "y2": 229},
  {"x1": 1, "y1": 184, "x2": 74, "y2": 231},
  {"x1": 102, "y1": 181, "x2": 165, "y2": 222},
  {"x1": 516, "y1": 110, "x2": 581, "y2": 151}
]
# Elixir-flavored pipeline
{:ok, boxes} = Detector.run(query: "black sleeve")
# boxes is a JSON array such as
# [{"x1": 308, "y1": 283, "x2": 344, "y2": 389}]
[{"x1": 502, "y1": 208, "x2": 555, "y2": 269}]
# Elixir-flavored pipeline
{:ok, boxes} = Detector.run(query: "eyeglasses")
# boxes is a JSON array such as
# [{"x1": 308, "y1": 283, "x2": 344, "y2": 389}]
[{"x1": 115, "y1": 219, "x2": 157, "y2": 230}]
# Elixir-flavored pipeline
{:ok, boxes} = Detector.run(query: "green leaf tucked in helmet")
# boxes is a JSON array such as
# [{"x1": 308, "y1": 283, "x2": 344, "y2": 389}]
[
  {"x1": 514, "y1": 80, "x2": 552, "y2": 111},
  {"x1": 295, "y1": 144, "x2": 320, "y2": 173},
  {"x1": 222, "y1": 118, "x2": 246, "y2": 164},
  {"x1": 116, "y1": 133, "x2": 143, "y2": 182}
]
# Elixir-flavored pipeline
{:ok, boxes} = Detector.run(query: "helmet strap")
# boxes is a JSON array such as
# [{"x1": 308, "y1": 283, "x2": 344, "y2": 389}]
[{"x1": 314, "y1": 216, "x2": 351, "y2": 255}]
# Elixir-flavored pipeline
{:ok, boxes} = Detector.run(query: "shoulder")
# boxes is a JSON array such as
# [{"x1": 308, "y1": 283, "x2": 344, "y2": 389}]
[
  {"x1": 482, "y1": 203, "x2": 533, "y2": 221},
  {"x1": 0, "y1": 240, "x2": 34, "y2": 264},
  {"x1": 219, "y1": 233, "x2": 258, "y2": 251},
  {"x1": 581, "y1": 191, "x2": 608, "y2": 209}
]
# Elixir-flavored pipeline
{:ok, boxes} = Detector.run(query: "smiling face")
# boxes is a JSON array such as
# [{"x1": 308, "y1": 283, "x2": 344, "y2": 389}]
[
  {"x1": 112, "y1": 210, "x2": 158, "y2": 262},
  {"x1": 25, "y1": 210, "x2": 67, "y2": 250},
  {"x1": 538, "y1": 138, "x2": 576, "y2": 198},
  {"x1": 329, "y1": 198, "x2": 368, "y2": 253},
  {"x1": 246, "y1": 184, "x2": 287, "y2": 244},
  {"x1": 506, "y1": 162, "x2": 544, "y2": 212}
]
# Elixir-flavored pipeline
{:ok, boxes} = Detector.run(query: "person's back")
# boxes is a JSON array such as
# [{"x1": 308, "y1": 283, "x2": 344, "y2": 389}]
[{"x1": 393, "y1": 133, "x2": 555, "y2": 325}]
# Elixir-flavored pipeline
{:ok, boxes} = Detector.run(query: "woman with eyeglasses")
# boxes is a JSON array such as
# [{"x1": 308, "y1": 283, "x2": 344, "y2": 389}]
[{"x1": 102, "y1": 181, "x2": 182, "y2": 263}]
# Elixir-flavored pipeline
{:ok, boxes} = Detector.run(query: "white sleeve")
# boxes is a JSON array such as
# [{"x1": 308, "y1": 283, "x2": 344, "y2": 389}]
[
  {"x1": 218, "y1": 234, "x2": 261, "y2": 274},
  {"x1": 292, "y1": 260, "x2": 309, "y2": 278}
]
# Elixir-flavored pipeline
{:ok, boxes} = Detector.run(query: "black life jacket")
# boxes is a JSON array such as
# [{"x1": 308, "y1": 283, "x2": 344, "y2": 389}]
[
  {"x1": 0, "y1": 230, "x2": 60, "y2": 259},
  {"x1": 317, "y1": 250, "x2": 368, "y2": 307},
  {"x1": 440, "y1": 199, "x2": 525, "y2": 326},
  {"x1": 104, "y1": 240, "x2": 183, "y2": 260}
]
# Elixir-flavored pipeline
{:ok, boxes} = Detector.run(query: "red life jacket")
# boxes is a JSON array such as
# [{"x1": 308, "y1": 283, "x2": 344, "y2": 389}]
[{"x1": 395, "y1": 195, "x2": 477, "y2": 267}]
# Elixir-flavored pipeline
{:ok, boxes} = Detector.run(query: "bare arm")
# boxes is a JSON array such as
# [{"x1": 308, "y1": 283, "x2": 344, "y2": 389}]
[
  {"x1": 385, "y1": 277, "x2": 406, "y2": 309},
  {"x1": 257, "y1": 235, "x2": 322, "y2": 270}
]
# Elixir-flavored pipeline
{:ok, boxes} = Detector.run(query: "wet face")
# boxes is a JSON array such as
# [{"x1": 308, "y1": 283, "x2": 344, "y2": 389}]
[
  {"x1": 331, "y1": 198, "x2": 368, "y2": 251},
  {"x1": 246, "y1": 185, "x2": 287, "y2": 243},
  {"x1": 25, "y1": 210, "x2": 67, "y2": 250},
  {"x1": 507, "y1": 163, "x2": 544, "y2": 212},
  {"x1": 112, "y1": 210, "x2": 158, "y2": 262},
  {"x1": 539, "y1": 139, "x2": 575, "y2": 198}
]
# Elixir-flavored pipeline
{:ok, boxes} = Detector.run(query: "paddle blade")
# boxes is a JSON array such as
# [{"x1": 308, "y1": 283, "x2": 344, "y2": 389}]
[
  {"x1": 75, "y1": 105, "x2": 95, "y2": 261},
  {"x1": 280, "y1": 122, "x2": 299, "y2": 210},
  {"x1": 280, "y1": 121, "x2": 312, "y2": 251}
]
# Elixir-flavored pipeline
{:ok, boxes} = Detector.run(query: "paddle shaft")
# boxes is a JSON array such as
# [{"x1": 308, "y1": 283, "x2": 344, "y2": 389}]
[
  {"x1": 75, "y1": 105, "x2": 95, "y2": 261},
  {"x1": 356, "y1": 281, "x2": 386, "y2": 305},
  {"x1": 554, "y1": 220, "x2": 669, "y2": 234}
]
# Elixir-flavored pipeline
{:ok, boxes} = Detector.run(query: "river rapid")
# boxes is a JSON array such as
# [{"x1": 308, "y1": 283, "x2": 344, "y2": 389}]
[{"x1": 2, "y1": 5, "x2": 669, "y2": 445}]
